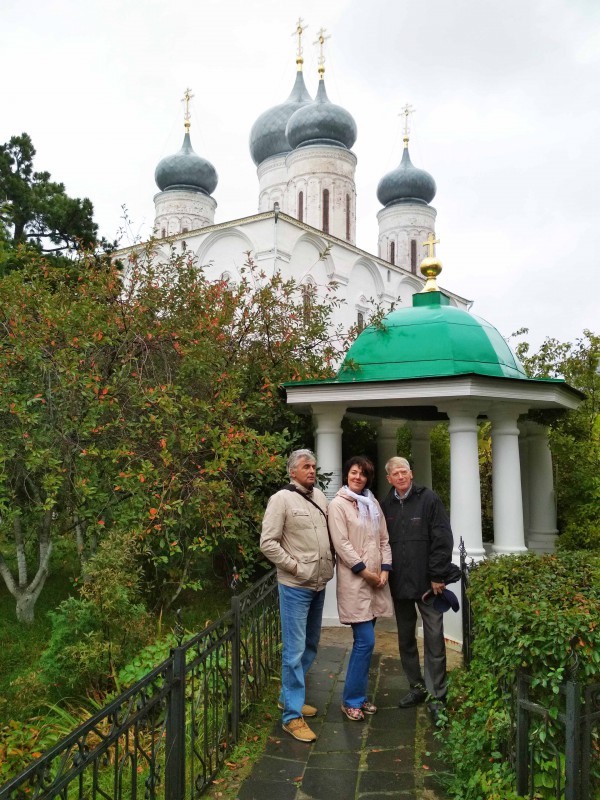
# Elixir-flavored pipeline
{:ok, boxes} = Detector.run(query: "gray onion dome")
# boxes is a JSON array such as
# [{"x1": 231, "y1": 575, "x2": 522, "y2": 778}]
[
  {"x1": 155, "y1": 132, "x2": 218, "y2": 195},
  {"x1": 377, "y1": 146, "x2": 436, "y2": 207},
  {"x1": 249, "y1": 71, "x2": 312, "y2": 166},
  {"x1": 286, "y1": 79, "x2": 357, "y2": 150}
]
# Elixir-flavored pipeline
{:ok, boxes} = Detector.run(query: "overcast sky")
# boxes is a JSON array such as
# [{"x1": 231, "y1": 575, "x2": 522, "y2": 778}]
[{"x1": 2, "y1": 0, "x2": 598, "y2": 351}]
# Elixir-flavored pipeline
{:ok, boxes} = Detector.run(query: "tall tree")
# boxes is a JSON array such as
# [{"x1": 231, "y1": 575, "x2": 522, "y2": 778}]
[
  {"x1": 0, "y1": 243, "x2": 349, "y2": 623},
  {"x1": 0, "y1": 133, "x2": 98, "y2": 271}
]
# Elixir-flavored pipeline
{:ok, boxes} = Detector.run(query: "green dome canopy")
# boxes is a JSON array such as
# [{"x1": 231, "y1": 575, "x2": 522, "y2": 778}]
[{"x1": 337, "y1": 292, "x2": 527, "y2": 383}]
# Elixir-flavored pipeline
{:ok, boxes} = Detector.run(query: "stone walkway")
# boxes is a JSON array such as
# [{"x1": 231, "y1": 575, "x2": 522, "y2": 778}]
[{"x1": 236, "y1": 621, "x2": 458, "y2": 799}]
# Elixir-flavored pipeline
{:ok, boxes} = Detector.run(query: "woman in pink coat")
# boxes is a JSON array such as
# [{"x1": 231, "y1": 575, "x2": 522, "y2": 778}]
[{"x1": 328, "y1": 456, "x2": 394, "y2": 721}]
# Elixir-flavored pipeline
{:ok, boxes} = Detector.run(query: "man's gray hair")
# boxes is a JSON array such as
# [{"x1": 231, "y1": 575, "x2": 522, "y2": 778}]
[
  {"x1": 385, "y1": 456, "x2": 411, "y2": 474},
  {"x1": 287, "y1": 448, "x2": 316, "y2": 475}
]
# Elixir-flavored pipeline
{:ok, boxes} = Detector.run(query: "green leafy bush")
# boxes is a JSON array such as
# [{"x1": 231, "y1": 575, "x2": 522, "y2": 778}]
[
  {"x1": 441, "y1": 552, "x2": 600, "y2": 799},
  {"x1": 39, "y1": 529, "x2": 151, "y2": 695}
]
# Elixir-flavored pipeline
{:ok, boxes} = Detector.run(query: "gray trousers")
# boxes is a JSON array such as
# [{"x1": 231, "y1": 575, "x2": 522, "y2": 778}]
[{"x1": 393, "y1": 597, "x2": 447, "y2": 700}]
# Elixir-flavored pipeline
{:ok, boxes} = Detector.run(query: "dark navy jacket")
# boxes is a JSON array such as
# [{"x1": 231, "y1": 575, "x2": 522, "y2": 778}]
[{"x1": 380, "y1": 483, "x2": 453, "y2": 600}]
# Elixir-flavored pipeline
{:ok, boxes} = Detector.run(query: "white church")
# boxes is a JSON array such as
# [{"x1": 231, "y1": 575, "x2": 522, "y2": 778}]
[{"x1": 119, "y1": 25, "x2": 582, "y2": 631}]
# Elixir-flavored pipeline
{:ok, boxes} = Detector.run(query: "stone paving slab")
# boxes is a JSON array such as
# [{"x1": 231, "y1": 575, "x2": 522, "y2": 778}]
[{"x1": 236, "y1": 633, "x2": 455, "y2": 800}]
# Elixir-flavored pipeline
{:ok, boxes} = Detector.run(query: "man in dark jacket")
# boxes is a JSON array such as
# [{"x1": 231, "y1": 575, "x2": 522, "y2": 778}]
[{"x1": 381, "y1": 456, "x2": 454, "y2": 722}]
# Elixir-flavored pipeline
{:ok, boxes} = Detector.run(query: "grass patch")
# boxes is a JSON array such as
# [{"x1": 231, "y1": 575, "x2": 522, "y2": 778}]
[{"x1": 204, "y1": 679, "x2": 280, "y2": 799}]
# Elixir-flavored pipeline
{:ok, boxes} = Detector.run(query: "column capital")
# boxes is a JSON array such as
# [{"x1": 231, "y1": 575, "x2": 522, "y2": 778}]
[{"x1": 439, "y1": 399, "x2": 484, "y2": 420}]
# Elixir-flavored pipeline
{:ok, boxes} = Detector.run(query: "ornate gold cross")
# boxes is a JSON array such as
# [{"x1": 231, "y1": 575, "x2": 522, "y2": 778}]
[
  {"x1": 314, "y1": 27, "x2": 331, "y2": 77},
  {"x1": 422, "y1": 232, "x2": 439, "y2": 258},
  {"x1": 182, "y1": 88, "x2": 194, "y2": 131},
  {"x1": 292, "y1": 18, "x2": 308, "y2": 65}
]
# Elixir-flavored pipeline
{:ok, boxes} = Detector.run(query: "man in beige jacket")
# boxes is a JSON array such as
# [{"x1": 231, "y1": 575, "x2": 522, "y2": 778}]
[{"x1": 260, "y1": 448, "x2": 334, "y2": 742}]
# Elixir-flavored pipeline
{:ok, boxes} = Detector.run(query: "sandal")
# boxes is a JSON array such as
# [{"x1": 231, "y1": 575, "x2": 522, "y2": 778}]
[
  {"x1": 361, "y1": 701, "x2": 377, "y2": 714},
  {"x1": 341, "y1": 704, "x2": 364, "y2": 721}
]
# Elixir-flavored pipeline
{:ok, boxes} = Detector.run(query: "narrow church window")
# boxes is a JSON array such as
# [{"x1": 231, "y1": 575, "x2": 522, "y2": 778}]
[
  {"x1": 387, "y1": 269, "x2": 391, "y2": 282},
  {"x1": 346, "y1": 193, "x2": 350, "y2": 240},
  {"x1": 161, "y1": 228, "x2": 166, "y2": 238},
  {"x1": 298, "y1": 191, "x2": 304, "y2": 222},
  {"x1": 357, "y1": 311, "x2": 365, "y2": 332},
  {"x1": 390, "y1": 241, "x2": 395, "y2": 265},
  {"x1": 410, "y1": 239, "x2": 417, "y2": 273},
  {"x1": 182, "y1": 227, "x2": 188, "y2": 233},
  {"x1": 323, "y1": 189, "x2": 330, "y2": 234},
  {"x1": 302, "y1": 281, "x2": 315, "y2": 325}
]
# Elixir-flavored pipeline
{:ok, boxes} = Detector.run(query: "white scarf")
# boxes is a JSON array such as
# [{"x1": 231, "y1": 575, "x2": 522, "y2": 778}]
[{"x1": 343, "y1": 486, "x2": 380, "y2": 527}]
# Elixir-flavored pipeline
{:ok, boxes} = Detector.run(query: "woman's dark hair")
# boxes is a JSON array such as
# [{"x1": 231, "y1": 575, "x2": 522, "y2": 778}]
[{"x1": 342, "y1": 455, "x2": 375, "y2": 489}]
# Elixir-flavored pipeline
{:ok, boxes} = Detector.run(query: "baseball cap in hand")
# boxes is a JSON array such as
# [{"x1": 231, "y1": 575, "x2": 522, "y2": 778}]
[{"x1": 421, "y1": 588, "x2": 460, "y2": 613}]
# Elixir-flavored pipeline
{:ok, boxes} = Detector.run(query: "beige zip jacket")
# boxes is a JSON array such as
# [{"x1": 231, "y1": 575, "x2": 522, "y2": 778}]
[{"x1": 260, "y1": 480, "x2": 334, "y2": 591}]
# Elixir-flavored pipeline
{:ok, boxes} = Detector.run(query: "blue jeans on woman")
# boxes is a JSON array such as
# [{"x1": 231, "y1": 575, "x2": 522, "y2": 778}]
[
  {"x1": 343, "y1": 619, "x2": 376, "y2": 708},
  {"x1": 278, "y1": 584, "x2": 325, "y2": 723}
]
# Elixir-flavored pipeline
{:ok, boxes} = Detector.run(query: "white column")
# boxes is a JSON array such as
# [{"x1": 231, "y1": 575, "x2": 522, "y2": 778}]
[
  {"x1": 409, "y1": 421, "x2": 434, "y2": 489},
  {"x1": 376, "y1": 418, "x2": 401, "y2": 498},
  {"x1": 489, "y1": 407, "x2": 527, "y2": 555},
  {"x1": 525, "y1": 422, "x2": 558, "y2": 553},
  {"x1": 438, "y1": 403, "x2": 484, "y2": 645},
  {"x1": 444, "y1": 403, "x2": 485, "y2": 561},
  {"x1": 312, "y1": 404, "x2": 345, "y2": 627},
  {"x1": 312, "y1": 405, "x2": 345, "y2": 500},
  {"x1": 518, "y1": 422, "x2": 531, "y2": 545}
]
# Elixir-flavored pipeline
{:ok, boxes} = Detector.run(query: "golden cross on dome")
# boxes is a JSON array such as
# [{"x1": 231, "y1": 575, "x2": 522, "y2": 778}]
[
  {"x1": 292, "y1": 18, "x2": 308, "y2": 66},
  {"x1": 400, "y1": 103, "x2": 415, "y2": 144},
  {"x1": 422, "y1": 232, "x2": 439, "y2": 258},
  {"x1": 182, "y1": 88, "x2": 194, "y2": 131},
  {"x1": 314, "y1": 27, "x2": 331, "y2": 77}
]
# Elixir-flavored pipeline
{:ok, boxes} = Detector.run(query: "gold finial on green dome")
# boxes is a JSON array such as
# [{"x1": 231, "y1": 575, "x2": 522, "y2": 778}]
[
  {"x1": 292, "y1": 18, "x2": 308, "y2": 69},
  {"x1": 314, "y1": 27, "x2": 331, "y2": 79},
  {"x1": 400, "y1": 103, "x2": 415, "y2": 148},
  {"x1": 182, "y1": 88, "x2": 194, "y2": 132},
  {"x1": 420, "y1": 232, "x2": 442, "y2": 292}
]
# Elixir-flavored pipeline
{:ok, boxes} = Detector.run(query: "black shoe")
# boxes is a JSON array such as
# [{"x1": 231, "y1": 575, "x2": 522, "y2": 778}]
[
  {"x1": 398, "y1": 686, "x2": 427, "y2": 708},
  {"x1": 427, "y1": 700, "x2": 447, "y2": 727}
]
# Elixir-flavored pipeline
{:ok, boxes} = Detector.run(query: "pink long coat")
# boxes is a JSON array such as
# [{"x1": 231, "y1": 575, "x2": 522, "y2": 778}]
[{"x1": 328, "y1": 488, "x2": 394, "y2": 624}]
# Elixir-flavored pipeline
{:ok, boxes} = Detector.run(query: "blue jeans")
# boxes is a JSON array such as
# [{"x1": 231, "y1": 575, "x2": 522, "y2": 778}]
[
  {"x1": 278, "y1": 584, "x2": 325, "y2": 723},
  {"x1": 343, "y1": 620, "x2": 376, "y2": 708}
]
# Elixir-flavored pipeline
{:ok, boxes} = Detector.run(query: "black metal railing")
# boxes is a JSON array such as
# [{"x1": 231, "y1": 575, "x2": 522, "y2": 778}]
[
  {"x1": 458, "y1": 536, "x2": 479, "y2": 668},
  {"x1": 0, "y1": 569, "x2": 281, "y2": 800},
  {"x1": 516, "y1": 671, "x2": 600, "y2": 800}
]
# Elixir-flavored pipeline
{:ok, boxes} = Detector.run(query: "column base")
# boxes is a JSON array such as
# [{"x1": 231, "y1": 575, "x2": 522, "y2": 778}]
[
  {"x1": 527, "y1": 530, "x2": 558, "y2": 554},
  {"x1": 491, "y1": 544, "x2": 528, "y2": 555}
]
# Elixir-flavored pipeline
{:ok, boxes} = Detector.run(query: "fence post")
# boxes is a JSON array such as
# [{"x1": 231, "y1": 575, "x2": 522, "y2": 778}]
[
  {"x1": 565, "y1": 679, "x2": 581, "y2": 800},
  {"x1": 231, "y1": 593, "x2": 241, "y2": 742},
  {"x1": 516, "y1": 674, "x2": 530, "y2": 797},
  {"x1": 459, "y1": 537, "x2": 472, "y2": 668},
  {"x1": 165, "y1": 646, "x2": 186, "y2": 800}
]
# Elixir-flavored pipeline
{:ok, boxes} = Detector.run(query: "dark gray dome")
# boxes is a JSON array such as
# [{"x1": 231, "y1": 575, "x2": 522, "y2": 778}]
[
  {"x1": 249, "y1": 70, "x2": 312, "y2": 166},
  {"x1": 286, "y1": 79, "x2": 357, "y2": 150},
  {"x1": 155, "y1": 132, "x2": 218, "y2": 195},
  {"x1": 377, "y1": 146, "x2": 436, "y2": 207}
]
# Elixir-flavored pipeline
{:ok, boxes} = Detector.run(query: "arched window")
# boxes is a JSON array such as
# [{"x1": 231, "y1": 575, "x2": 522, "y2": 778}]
[
  {"x1": 322, "y1": 189, "x2": 330, "y2": 234},
  {"x1": 302, "y1": 280, "x2": 316, "y2": 325},
  {"x1": 161, "y1": 227, "x2": 166, "y2": 238},
  {"x1": 346, "y1": 193, "x2": 350, "y2": 240},
  {"x1": 390, "y1": 241, "x2": 395, "y2": 265},
  {"x1": 298, "y1": 191, "x2": 304, "y2": 222},
  {"x1": 410, "y1": 239, "x2": 417, "y2": 274},
  {"x1": 357, "y1": 311, "x2": 365, "y2": 332}
]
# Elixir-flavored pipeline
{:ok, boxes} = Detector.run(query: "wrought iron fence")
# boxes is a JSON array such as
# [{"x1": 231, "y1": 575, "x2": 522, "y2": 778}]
[
  {"x1": 458, "y1": 536, "x2": 479, "y2": 668},
  {"x1": 0, "y1": 569, "x2": 281, "y2": 800},
  {"x1": 516, "y1": 672, "x2": 600, "y2": 800}
]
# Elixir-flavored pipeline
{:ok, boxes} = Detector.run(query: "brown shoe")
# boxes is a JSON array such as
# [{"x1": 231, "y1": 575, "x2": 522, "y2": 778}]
[
  {"x1": 282, "y1": 717, "x2": 317, "y2": 742},
  {"x1": 278, "y1": 702, "x2": 318, "y2": 718}
]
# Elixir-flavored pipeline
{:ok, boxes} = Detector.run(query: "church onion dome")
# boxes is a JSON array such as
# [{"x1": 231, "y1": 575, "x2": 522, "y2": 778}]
[
  {"x1": 155, "y1": 131, "x2": 218, "y2": 195},
  {"x1": 337, "y1": 292, "x2": 528, "y2": 383},
  {"x1": 286, "y1": 78, "x2": 357, "y2": 150},
  {"x1": 377, "y1": 145, "x2": 436, "y2": 207},
  {"x1": 249, "y1": 70, "x2": 312, "y2": 166}
]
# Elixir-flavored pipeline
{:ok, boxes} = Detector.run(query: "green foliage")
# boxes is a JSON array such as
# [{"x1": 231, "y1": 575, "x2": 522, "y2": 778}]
[
  {"x1": 441, "y1": 552, "x2": 600, "y2": 799},
  {"x1": 117, "y1": 634, "x2": 177, "y2": 688},
  {"x1": 430, "y1": 423, "x2": 450, "y2": 508},
  {"x1": 0, "y1": 243, "x2": 348, "y2": 621},
  {"x1": 39, "y1": 528, "x2": 151, "y2": 694},
  {"x1": 0, "y1": 133, "x2": 99, "y2": 272}
]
